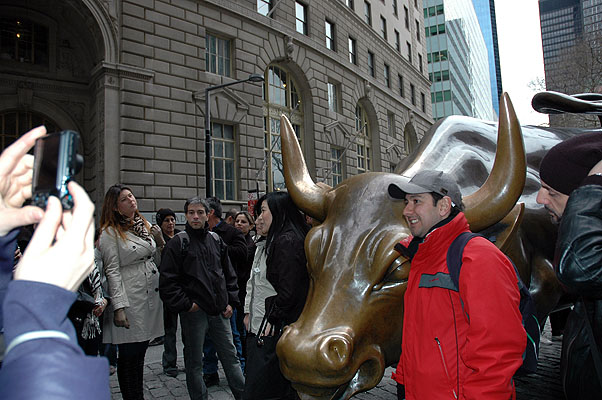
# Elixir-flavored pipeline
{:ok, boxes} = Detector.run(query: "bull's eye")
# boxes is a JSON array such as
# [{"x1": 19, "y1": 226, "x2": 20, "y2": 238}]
[{"x1": 373, "y1": 257, "x2": 409, "y2": 291}]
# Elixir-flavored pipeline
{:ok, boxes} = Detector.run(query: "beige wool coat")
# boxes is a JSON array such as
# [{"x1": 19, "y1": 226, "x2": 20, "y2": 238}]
[{"x1": 100, "y1": 227, "x2": 164, "y2": 344}]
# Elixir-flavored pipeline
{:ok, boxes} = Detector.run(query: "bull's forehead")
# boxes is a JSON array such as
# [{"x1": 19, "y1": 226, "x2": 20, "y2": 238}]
[{"x1": 306, "y1": 172, "x2": 411, "y2": 279}]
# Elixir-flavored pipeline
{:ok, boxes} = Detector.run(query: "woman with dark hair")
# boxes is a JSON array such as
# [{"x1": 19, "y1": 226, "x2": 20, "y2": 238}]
[
  {"x1": 243, "y1": 192, "x2": 309, "y2": 399},
  {"x1": 99, "y1": 184, "x2": 163, "y2": 400},
  {"x1": 261, "y1": 191, "x2": 310, "y2": 330}
]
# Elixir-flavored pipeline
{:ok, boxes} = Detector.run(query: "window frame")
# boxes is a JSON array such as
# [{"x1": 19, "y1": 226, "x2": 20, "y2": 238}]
[
  {"x1": 348, "y1": 36, "x2": 357, "y2": 64},
  {"x1": 211, "y1": 122, "x2": 237, "y2": 201},
  {"x1": 205, "y1": 32, "x2": 232, "y2": 77},
  {"x1": 295, "y1": 1, "x2": 308, "y2": 35},
  {"x1": 325, "y1": 19, "x2": 336, "y2": 51},
  {"x1": 364, "y1": 1, "x2": 372, "y2": 26},
  {"x1": 368, "y1": 51, "x2": 375, "y2": 77}
]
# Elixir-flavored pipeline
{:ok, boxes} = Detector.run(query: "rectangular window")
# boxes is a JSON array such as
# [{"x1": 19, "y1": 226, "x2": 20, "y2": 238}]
[
  {"x1": 364, "y1": 1, "x2": 372, "y2": 26},
  {"x1": 346, "y1": 0, "x2": 354, "y2": 9},
  {"x1": 327, "y1": 81, "x2": 339, "y2": 112},
  {"x1": 393, "y1": 0, "x2": 398, "y2": 16},
  {"x1": 205, "y1": 33, "x2": 231, "y2": 77},
  {"x1": 380, "y1": 16, "x2": 387, "y2": 39},
  {"x1": 394, "y1": 29, "x2": 400, "y2": 52},
  {"x1": 436, "y1": 4, "x2": 444, "y2": 14},
  {"x1": 407, "y1": 42, "x2": 412, "y2": 64},
  {"x1": 330, "y1": 147, "x2": 344, "y2": 186},
  {"x1": 368, "y1": 51, "x2": 375, "y2": 77},
  {"x1": 356, "y1": 143, "x2": 371, "y2": 173},
  {"x1": 257, "y1": 0, "x2": 271, "y2": 16},
  {"x1": 295, "y1": 1, "x2": 307, "y2": 35},
  {"x1": 404, "y1": 5, "x2": 409, "y2": 29},
  {"x1": 416, "y1": 20, "x2": 420, "y2": 41},
  {"x1": 418, "y1": 54, "x2": 423, "y2": 72},
  {"x1": 387, "y1": 112, "x2": 395, "y2": 137},
  {"x1": 211, "y1": 123, "x2": 236, "y2": 200},
  {"x1": 348, "y1": 36, "x2": 357, "y2": 64},
  {"x1": 410, "y1": 83, "x2": 416, "y2": 105},
  {"x1": 398, "y1": 74, "x2": 404, "y2": 97},
  {"x1": 421, "y1": 92, "x2": 426, "y2": 112},
  {"x1": 325, "y1": 19, "x2": 336, "y2": 50},
  {"x1": 384, "y1": 63, "x2": 390, "y2": 87}
]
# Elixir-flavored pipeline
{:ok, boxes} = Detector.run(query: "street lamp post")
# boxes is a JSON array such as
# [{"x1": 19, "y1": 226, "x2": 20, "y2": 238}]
[{"x1": 204, "y1": 73, "x2": 264, "y2": 198}]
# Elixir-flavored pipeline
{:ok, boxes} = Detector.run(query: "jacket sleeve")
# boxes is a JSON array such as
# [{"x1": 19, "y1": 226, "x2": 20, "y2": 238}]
[
  {"x1": 460, "y1": 239, "x2": 525, "y2": 400},
  {"x1": 227, "y1": 227, "x2": 248, "y2": 271},
  {"x1": 158, "y1": 237, "x2": 193, "y2": 313},
  {"x1": 0, "y1": 280, "x2": 109, "y2": 399},
  {"x1": 99, "y1": 229, "x2": 129, "y2": 310},
  {"x1": 220, "y1": 239, "x2": 240, "y2": 309},
  {"x1": 267, "y1": 233, "x2": 309, "y2": 326},
  {"x1": 557, "y1": 182, "x2": 602, "y2": 298}
]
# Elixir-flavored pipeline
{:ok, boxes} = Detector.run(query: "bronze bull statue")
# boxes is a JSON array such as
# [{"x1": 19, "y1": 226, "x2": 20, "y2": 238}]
[{"x1": 275, "y1": 93, "x2": 586, "y2": 399}]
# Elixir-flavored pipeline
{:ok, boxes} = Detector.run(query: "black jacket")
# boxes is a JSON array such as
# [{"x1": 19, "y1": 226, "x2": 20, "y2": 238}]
[
  {"x1": 159, "y1": 223, "x2": 239, "y2": 316},
  {"x1": 556, "y1": 178, "x2": 602, "y2": 399},
  {"x1": 266, "y1": 229, "x2": 309, "y2": 326},
  {"x1": 213, "y1": 221, "x2": 248, "y2": 271}
]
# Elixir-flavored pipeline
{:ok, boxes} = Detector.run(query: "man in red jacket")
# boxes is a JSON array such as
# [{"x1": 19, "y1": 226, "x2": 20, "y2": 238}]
[{"x1": 388, "y1": 170, "x2": 525, "y2": 400}]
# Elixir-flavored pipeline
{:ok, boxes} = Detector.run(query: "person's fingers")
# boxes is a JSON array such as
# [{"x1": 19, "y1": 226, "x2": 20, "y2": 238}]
[
  {"x1": 0, "y1": 206, "x2": 44, "y2": 236},
  {"x1": 124, "y1": 318, "x2": 130, "y2": 329},
  {"x1": 22, "y1": 196, "x2": 62, "y2": 256},
  {"x1": 0, "y1": 126, "x2": 46, "y2": 178}
]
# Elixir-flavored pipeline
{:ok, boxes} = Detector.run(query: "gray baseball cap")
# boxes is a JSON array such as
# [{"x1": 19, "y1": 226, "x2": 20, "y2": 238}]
[{"x1": 388, "y1": 170, "x2": 463, "y2": 207}]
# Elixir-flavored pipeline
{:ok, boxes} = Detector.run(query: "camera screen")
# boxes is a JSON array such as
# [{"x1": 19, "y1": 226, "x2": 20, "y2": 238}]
[{"x1": 33, "y1": 134, "x2": 60, "y2": 192}]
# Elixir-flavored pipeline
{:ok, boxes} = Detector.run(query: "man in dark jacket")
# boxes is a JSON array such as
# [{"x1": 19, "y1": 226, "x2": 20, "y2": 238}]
[
  {"x1": 203, "y1": 197, "x2": 247, "y2": 383},
  {"x1": 537, "y1": 132, "x2": 602, "y2": 400},
  {"x1": 159, "y1": 197, "x2": 244, "y2": 400}
]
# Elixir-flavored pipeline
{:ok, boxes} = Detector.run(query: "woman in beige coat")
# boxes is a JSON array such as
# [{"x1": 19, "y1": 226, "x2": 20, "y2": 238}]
[{"x1": 99, "y1": 184, "x2": 163, "y2": 400}]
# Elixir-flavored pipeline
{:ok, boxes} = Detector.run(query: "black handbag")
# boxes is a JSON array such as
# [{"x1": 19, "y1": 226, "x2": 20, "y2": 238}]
[{"x1": 243, "y1": 304, "x2": 295, "y2": 400}]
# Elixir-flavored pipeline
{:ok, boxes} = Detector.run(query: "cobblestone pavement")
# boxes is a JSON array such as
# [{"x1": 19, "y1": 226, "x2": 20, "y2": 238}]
[{"x1": 110, "y1": 321, "x2": 563, "y2": 399}]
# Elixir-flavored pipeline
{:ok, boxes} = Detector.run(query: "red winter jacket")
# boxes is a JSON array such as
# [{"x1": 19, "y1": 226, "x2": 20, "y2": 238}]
[{"x1": 392, "y1": 213, "x2": 525, "y2": 400}]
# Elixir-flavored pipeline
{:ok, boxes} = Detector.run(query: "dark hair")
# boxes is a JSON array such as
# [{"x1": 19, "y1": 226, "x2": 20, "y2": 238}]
[
  {"x1": 235, "y1": 211, "x2": 255, "y2": 226},
  {"x1": 225, "y1": 208, "x2": 238, "y2": 220},
  {"x1": 430, "y1": 192, "x2": 464, "y2": 213},
  {"x1": 206, "y1": 196, "x2": 222, "y2": 219},
  {"x1": 184, "y1": 196, "x2": 209, "y2": 214},
  {"x1": 100, "y1": 184, "x2": 149, "y2": 240},
  {"x1": 264, "y1": 191, "x2": 310, "y2": 255},
  {"x1": 254, "y1": 194, "x2": 267, "y2": 218}
]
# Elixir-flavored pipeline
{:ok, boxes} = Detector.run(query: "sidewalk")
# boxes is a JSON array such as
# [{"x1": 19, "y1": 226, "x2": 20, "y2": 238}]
[{"x1": 110, "y1": 321, "x2": 564, "y2": 399}]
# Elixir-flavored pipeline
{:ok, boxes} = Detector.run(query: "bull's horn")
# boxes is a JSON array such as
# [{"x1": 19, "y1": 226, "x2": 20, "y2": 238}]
[
  {"x1": 463, "y1": 93, "x2": 526, "y2": 232},
  {"x1": 280, "y1": 115, "x2": 330, "y2": 221}
]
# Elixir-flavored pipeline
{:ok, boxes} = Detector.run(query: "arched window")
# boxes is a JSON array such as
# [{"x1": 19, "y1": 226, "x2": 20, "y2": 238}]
[
  {"x1": 0, "y1": 18, "x2": 49, "y2": 66},
  {"x1": 354, "y1": 104, "x2": 371, "y2": 173},
  {"x1": 0, "y1": 110, "x2": 59, "y2": 151},
  {"x1": 263, "y1": 65, "x2": 303, "y2": 191}
]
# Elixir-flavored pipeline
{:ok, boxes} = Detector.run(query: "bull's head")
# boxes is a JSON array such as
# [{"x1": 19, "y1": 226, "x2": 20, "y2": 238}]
[{"x1": 276, "y1": 94, "x2": 526, "y2": 399}]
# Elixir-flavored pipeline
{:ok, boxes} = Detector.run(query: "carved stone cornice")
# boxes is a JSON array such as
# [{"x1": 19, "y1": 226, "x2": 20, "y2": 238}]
[{"x1": 91, "y1": 62, "x2": 154, "y2": 89}]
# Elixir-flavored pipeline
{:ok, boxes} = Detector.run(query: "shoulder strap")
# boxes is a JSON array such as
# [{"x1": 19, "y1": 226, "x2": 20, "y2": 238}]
[
  {"x1": 176, "y1": 231, "x2": 190, "y2": 257},
  {"x1": 446, "y1": 232, "x2": 480, "y2": 290}
]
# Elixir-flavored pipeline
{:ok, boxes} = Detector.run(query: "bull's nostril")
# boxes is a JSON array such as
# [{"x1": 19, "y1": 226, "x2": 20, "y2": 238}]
[{"x1": 318, "y1": 334, "x2": 352, "y2": 370}]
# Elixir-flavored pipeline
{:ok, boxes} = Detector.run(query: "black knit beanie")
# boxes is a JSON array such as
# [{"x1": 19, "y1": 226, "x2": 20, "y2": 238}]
[
  {"x1": 539, "y1": 132, "x2": 602, "y2": 195},
  {"x1": 156, "y1": 208, "x2": 176, "y2": 226}
]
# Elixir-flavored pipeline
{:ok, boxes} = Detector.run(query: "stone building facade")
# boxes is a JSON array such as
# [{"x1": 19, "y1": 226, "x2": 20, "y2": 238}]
[{"x1": 0, "y1": 0, "x2": 432, "y2": 213}]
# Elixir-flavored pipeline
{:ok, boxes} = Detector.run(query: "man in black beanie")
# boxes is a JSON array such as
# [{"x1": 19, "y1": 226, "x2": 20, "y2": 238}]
[{"x1": 537, "y1": 132, "x2": 602, "y2": 400}]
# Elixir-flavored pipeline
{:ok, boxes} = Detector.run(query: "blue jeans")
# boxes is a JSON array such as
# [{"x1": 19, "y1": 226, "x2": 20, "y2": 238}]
[
  {"x1": 203, "y1": 308, "x2": 244, "y2": 374},
  {"x1": 180, "y1": 309, "x2": 244, "y2": 400}
]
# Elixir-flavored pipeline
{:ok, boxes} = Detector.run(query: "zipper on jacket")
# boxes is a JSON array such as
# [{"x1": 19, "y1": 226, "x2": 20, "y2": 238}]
[{"x1": 435, "y1": 337, "x2": 458, "y2": 399}]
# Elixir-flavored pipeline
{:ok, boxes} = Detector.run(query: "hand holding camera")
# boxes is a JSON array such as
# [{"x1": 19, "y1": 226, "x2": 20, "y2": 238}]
[{"x1": 0, "y1": 126, "x2": 47, "y2": 236}]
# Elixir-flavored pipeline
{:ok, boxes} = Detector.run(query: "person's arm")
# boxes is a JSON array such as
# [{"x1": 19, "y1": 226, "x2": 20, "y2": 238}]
[
  {"x1": 158, "y1": 237, "x2": 194, "y2": 313},
  {"x1": 459, "y1": 239, "x2": 525, "y2": 400},
  {"x1": 1, "y1": 182, "x2": 109, "y2": 399},
  {"x1": 556, "y1": 174, "x2": 602, "y2": 297},
  {"x1": 220, "y1": 240, "x2": 240, "y2": 311},
  {"x1": 99, "y1": 229, "x2": 129, "y2": 311},
  {"x1": 226, "y1": 226, "x2": 248, "y2": 269},
  {"x1": 267, "y1": 233, "x2": 309, "y2": 326}
]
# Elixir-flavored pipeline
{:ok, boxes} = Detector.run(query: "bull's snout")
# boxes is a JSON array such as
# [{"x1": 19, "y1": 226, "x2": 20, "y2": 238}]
[{"x1": 278, "y1": 326, "x2": 355, "y2": 382}]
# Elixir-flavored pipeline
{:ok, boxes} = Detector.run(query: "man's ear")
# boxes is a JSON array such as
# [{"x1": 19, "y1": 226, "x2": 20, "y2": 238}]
[{"x1": 439, "y1": 196, "x2": 452, "y2": 217}]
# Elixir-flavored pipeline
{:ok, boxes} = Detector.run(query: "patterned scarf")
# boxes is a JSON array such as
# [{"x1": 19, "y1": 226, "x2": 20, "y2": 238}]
[{"x1": 125, "y1": 214, "x2": 152, "y2": 245}]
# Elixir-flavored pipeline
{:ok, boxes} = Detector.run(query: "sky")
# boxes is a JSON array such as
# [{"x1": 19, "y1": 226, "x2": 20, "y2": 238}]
[{"x1": 495, "y1": 0, "x2": 549, "y2": 126}]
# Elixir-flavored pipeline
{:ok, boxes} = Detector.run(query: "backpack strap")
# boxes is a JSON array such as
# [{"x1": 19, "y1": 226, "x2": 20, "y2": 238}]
[
  {"x1": 176, "y1": 231, "x2": 190, "y2": 258},
  {"x1": 446, "y1": 232, "x2": 480, "y2": 291}
]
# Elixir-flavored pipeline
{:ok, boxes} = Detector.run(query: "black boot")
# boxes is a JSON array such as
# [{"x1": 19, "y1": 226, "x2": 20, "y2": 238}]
[{"x1": 117, "y1": 355, "x2": 141, "y2": 400}]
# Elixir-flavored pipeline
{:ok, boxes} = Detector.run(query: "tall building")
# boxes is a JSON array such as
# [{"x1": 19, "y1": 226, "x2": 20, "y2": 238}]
[
  {"x1": 471, "y1": 0, "x2": 502, "y2": 118},
  {"x1": 539, "y1": 0, "x2": 602, "y2": 127},
  {"x1": 424, "y1": 0, "x2": 494, "y2": 121},
  {"x1": 0, "y1": 0, "x2": 432, "y2": 214}
]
